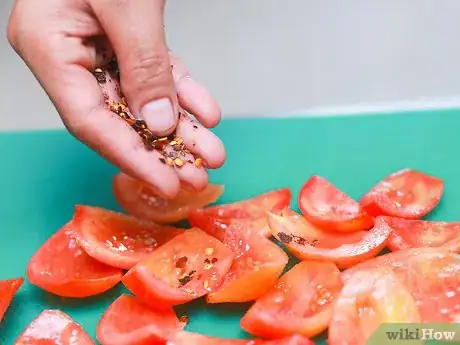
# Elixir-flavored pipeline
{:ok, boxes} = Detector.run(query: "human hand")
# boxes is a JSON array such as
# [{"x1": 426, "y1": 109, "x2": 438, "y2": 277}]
[{"x1": 7, "y1": 0, "x2": 226, "y2": 198}]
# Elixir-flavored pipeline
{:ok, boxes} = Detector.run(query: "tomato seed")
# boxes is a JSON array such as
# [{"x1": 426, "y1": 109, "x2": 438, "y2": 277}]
[{"x1": 205, "y1": 248, "x2": 214, "y2": 255}]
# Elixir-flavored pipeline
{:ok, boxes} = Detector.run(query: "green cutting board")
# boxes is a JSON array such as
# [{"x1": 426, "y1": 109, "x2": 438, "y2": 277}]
[{"x1": 1, "y1": 109, "x2": 460, "y2": 344}]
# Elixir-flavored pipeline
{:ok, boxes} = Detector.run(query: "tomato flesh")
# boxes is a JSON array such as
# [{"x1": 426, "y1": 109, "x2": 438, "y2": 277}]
[
  {"x1": 123, "y1": 228, "x2": 234, "y2": 309},
  {"x1": 205, "y1": 220, "x2": 288, "y2": 303},
  {"x1": 189, "y1": 188, "x2": 292, "y2": 238},
  {"x1": 15, "y1": 310, "x2": 95, "y2": 345},
  {"x1": 241, "y1": 261, "x2": 342, "y2": 339},
  {"x1": 167, "y1": 332, "x2": 315, "y2": 345},
  {"x1": 97, "y1": 294, "x2": 183, "y2": 345},
  {"x1": 0, "y1": 277, "x2": 23, "y2": 322},
  {"x1": 329, "y1": 268, "x2": 420, "y2": 345},
  {"x1": 113, "y1": 172, "x2": 224, "y2": 223},
  {"x1": 298, "y1": 175, "x2": 373, "y2": 232},
  {"x1": 268, "y1": 209, "x2": 390, "y2": 268},
  {"x1": 360, "y1": 169, "x2": 443, "y2": 219},
  {"x1": 71, "y1": 205, "x2": 183, "y2": 269},
  {"x1": 27, "y1": 222, "x2": 122, "y2": 298},
  {"x1": 384, "y1": 216, "x2": 460, "y2": 252}
]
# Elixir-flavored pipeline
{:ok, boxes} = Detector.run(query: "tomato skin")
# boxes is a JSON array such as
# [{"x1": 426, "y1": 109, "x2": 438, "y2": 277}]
[
  {"x1": 298, "y1": 175, "x2": 373, "y2": 233},
  {"x1": 0, "y1": 277, "x2": 23, "y2": 322},
  {"x1": 113, "y1": 172, "x2": 224, "y2": 223},
  {"x1": 268, "y1": 209, "x2": 391, "y2": 269},
  {"x1": 328, "y1": 268, "x2": 420, "y2": 345},
  {"x1": 241, "y1": 261, "x2": 342, "y2": 339},
  {"x1": 123, "y1": 228, "x2": 234, "y2": 309},
  {"x1": 97, "y1": 294, "x2": 183, "y2": 345},
  {"x1": 360, "y1": 169, "x2": 444, "y2": 219},
  {"x1": 71, "y1": 205, "x2": 183, "y2": 269},
  {"x1": 27, "y1": 222, "x2": 122, "y2": 298},
  {"x1": 384, "y1": 216, "x2": 460, "y2": 252},
  {"x1": 15, "y1": 310, "x2": 95, "y2": 345},
  {"x1": 166, "y1": 332, "x2": 315, "y2": 345}
]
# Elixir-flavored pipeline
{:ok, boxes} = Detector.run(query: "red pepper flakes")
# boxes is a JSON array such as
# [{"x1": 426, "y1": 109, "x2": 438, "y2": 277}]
[{"x1": 179, "y1": 315, "x2": 189, "y2": 325}]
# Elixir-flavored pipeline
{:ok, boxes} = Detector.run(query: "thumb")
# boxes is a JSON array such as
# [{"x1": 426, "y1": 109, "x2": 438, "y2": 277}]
[{"x1": 91, "y1": 0, "x2": 177, "y2": 136}]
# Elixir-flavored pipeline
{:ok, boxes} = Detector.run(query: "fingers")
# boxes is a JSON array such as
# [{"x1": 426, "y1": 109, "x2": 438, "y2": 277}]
[{"x1": 90, "y1": 0, "x2": 177, "y2": 136}]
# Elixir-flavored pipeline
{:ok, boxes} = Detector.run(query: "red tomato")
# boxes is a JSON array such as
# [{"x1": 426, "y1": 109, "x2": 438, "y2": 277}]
[
  {"x1": 298, "y1": 175, "x2": 373, "y2": 232},
  {"x1": 27, "y1": 222, "x2": 122, "y2": 298},
  {"x1": 113, "y1": 172, "x2": 224, "y2": 223},
  {"x1": 241, "y1": 261, "x2": 342, "y2": 339},
  {"x1": 97, "y1": 294, "x2": 183, "y2": 345},
  {"x1": 123, "y1": 228, "x2": 234, "y2": 309},
  {"x1": 167, "y1": 332, "x2": 315, "y2": 345},
  {"x1": 384, "y1": 216, "x2": 460, "y2": 252},
  {"x1": 342, "y1": 248, "x2": 460, "y2": 323},
  {"x1": 0, "y1": 277, "x2": 23, "y2": 322},
  {"x1": 71, "y1": 205, "x2": 183, "y2": 269},
  {"x1": 360, "y1": 169, "x2": 443, "y2": 219},
  {"x1": 205, "y1": 220, "x2": 289, "y2": 303},
  {"x1": 189, "y1": 188, "x2": 292, "y2": 238},
  {"x1": 15, "y1": 310, "x2": 95, "y2": 345},
  {"x1": 329, "y1": 268, "x2": 420, "y2": 345},
  {"x1": 268, "y1": 209, "x2": 391, "y2": 268}
]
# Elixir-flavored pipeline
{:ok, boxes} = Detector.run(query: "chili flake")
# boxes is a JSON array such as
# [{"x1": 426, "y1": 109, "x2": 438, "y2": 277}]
[
  {"x1": 278, "y1": 232, "x2": 293, "y2": 244},
  {"x1": 178, "y1": 270, "x2": 196, "y2": 286},
  {"x1": 179, "y1": 315, "x2": 189, "y2": 325},
  {"x1": 175, "y1": 256, "x2": 188, "y2": 269}
]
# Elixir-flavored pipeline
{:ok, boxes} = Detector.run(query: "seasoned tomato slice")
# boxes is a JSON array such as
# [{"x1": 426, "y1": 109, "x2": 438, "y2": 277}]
[
  {"x1": 328, "y1": 268, "x2": 420, "y2": 345},
  {"x1": 123, "y1": 228, "x2": 234, "y2": 309},
  {"x1": 15, "y1": 310, "x2": 95, "y2": 345},
  {"x1": 97, "y1": 294, "x2": 183, "y2": 345},
  {"x1": 189, "y1": 188, "x2": 292, "y2": 238},
  {"x1": 167, "y1": 332, "x2": 315, "y2": 345},
  {"x1": 342, "y1": 248, "x2": 460, "y2": 323},
  {"x1": 205, "y1": 220, "x2": 288, "y2": 303},
  {"x1": 0, "y1": 278, "x2": 23, "y2": 322},
  {"x1": 113, "y1": 172, "x2": 224, "y2": 223},
  {"x1": 298, "y1": 175, "x2": 373, "y2": 232},
  {"x1": 360, "y1": 169, "x2": 443, "y2": 219},
  {"x1": 241, "y1": 261, "x2": 342, "y2": 339},
  {"x1": 71, "y1": 205, "x2": 183, "y2": 269},
  {"x1": 268, "y1": 209, "x2": 390, "y2": 268},
  {"x1": 384, "y1": 216, "x2": 460, "y2": 252},
  {"x1": 27, "y1": 222, "x2": 122, "y2": 298}
]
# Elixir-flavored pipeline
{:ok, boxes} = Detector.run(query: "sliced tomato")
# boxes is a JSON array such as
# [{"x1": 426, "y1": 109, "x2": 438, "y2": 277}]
[
  {"x1": 360, "y1": 168, "x2": 443, "y2": 219},
  {"x1": 0, "y1": 277, "x2": 23, "y2": 322},
  {"x1": 341, "y1": 248, "x2": 460, "y2": 323},
  {"x1": 15, "y1": 310, "x2": 95, "y2": 345},
  {"x1": 328, "y1": 268, "x2": 420, "y2": 345},
  {"x1": 268, "y1": 208, "x2": 390, "y2": 269},
  {"x1": 189, "y1": 188, "x2": 292, "y2": 238},
  {"x1": 298, "y1": 175, "x2": 373, "y2": 232},
  {"x1": 241, "y1": 260, "x2": 342, "y2": 339},
  {"x1": 167, "y1": 332, "x2": 314, "y2": 345},
  {"x1": 205, "y1": 220, "x2": 289, "y2": 303},
  {"x1": 71, "y1": 205, "x2": 183, "y2": 269},
  {"x1": 97, "y1": 294, "x2": 183, "y2": 345},
  {"x1": 113, "y1": 172, "x2": 224, "y2": 223},
  {"x1": 123, "y1": 228, "x2": 234, "y2": 309},
  {"x1": 385, "y1": 216, "x2": 460, "y2": 252},
  {"x1": 27, "y1": 222, "x2": 122, "y2": 298}
]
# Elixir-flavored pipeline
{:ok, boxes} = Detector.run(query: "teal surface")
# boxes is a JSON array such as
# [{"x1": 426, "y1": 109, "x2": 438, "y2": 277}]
[{"x1": 2, "y1": 109, "x2": 460, "y2": 344}]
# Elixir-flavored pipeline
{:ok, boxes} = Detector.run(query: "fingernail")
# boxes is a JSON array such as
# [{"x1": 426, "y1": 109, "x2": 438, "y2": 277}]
[{"x1": 140, "y1": 98, "x2": 177, "y2": 134}]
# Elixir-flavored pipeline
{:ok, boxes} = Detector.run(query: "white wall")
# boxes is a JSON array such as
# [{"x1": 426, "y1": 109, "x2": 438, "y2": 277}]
[{"x1": 1, "y1": 0, "x2": 460, "y2": 130}]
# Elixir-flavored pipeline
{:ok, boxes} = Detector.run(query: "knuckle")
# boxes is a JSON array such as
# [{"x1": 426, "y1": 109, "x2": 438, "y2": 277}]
[{"x1": 127, "y1": 50, "x2": 171, "y2": 88}]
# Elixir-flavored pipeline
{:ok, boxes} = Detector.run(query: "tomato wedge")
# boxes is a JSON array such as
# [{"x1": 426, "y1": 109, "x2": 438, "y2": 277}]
[
  {"x1": 360, "y1": 168, "x2": 444, "y2": 219},
  {"x1": 342, "y1": 248, "x2": 460, "y2": 323},
  {"x1": 71, "y1": 205, "x2": 183, "y2": 269},
  {"x1": 167, "y1": 332, "x2": 315, "y2": 345},
  {"x1": 27, "y1": 222, "x2": 122, "y2": 298},
  {"x1": 205, "y1": 220, "x2": 288, "y2": 303},
  {"x1": 15, "y1": 310, "x2": 95, "y2": 345},
  {"x1": 113, "y1": 172, "x2": 224, "y2": 223},
  {"x1": 189, "y1": 188, "x2": 292, "y2": 238},
  {"x1": 298, "y1": 175, "x2": 373, "y2": 232},
  {"x1": 241, "y1": 261, "x2": 342, "y2": 339},
  {"x1": 268, "y1": 209, "x2": 390, "y2": 268},
  {"x1": 97, "y1": 294, "x2": 183, "y2": 345},
  {"x1": 385, "y1": 216, "x2": 460, "y2": 252},
  {"x1": 123, "y1": 228, "x2": 234, "y2": 309},
  {"x1": 0, "y1": 277, "x2": 23, "y2": 322},
  {"x1": 328, "y1": 268, "x2": 420, "y2": 345}
]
